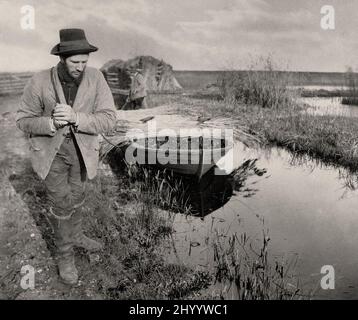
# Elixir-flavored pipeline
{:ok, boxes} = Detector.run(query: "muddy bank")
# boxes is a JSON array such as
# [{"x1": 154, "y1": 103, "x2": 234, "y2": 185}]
[{"x1": 0, "y1": 105, "x2": 55, "y2": 299}]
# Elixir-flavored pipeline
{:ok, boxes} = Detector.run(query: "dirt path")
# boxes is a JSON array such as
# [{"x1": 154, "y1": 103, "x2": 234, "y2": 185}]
[
  {"x1": 0, "y1": 97, "x2": 55, "y2": 299},
  {"x1": 0, "y1": 95, "x2": 103, "y2": 299}
]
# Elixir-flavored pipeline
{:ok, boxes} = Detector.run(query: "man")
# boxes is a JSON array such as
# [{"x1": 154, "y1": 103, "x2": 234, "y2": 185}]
[
  {"x1": 125, "y1": 63, "x2": 147, "y2": 110},
  {"x1": 16, "y1": 29, "x2": 117, "y2": 285}
]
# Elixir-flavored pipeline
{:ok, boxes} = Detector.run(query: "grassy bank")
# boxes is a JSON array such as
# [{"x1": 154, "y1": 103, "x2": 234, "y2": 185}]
[
  {"x1": 168, "y1": 59, "x2": 358, "y2": 174},
  {"x1": 150, "y1": 88, "x2": 358, "y2": 174},
  {"x1": 247, "y1": 110, "x2": 358, "y2": 172},
  {"x1": 8, "y1": 154, "x2": 213, "y2": 299}
]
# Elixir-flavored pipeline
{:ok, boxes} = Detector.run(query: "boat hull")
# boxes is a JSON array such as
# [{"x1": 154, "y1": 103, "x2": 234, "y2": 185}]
[{"x1": 128, "y1": 136, "x2": 232, "y2": 179}]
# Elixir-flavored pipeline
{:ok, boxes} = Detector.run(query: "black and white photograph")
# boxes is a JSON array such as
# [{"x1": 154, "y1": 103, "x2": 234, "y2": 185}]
[{"x1": 0, "y1": 0, "x2": 357, "y2": 304}]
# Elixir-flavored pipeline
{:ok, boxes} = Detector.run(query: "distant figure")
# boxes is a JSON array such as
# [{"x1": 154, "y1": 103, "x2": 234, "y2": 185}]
[{"x1": 124, "y1": 65, "x2": 147, "y2": 110}]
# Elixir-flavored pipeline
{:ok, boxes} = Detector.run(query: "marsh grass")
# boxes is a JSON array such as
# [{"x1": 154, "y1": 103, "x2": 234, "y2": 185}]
[
  {"x1": 161, "y1": 77, "x2": 358, "y2": 173},
  {"x1": 217, "y1": 55, "x2": 296, "y2": 109},
  {"x1": 6, "y1": 148, "x2": 211, "y2": 299},
  {"x1": 342, "y1": 67, "x2": 358, "y2": 106},
  {"x1": 212, "y1": 230, "x2": 307, "y2": 300},
  {"x1": 80, "y1": 161, "x2": 213, "y2": 299},
  {"x1": 106, "y1": 147, "x2": 193, "y2": 214},
  {"x1": 341, "y1": 97, "x2": 358, "y2": 106},
  {"x1": 247, "y1": 108, "x2": 358, "y2": 172}
]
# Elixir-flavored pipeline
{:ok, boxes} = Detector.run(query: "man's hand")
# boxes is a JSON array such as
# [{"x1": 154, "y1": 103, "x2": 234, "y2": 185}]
[
  {"x1": 53, "y1": 118, "x2": 68, "y2": 129},
  {"x1": 53, "y1": 104, "x2": 77, "y2": 124}
]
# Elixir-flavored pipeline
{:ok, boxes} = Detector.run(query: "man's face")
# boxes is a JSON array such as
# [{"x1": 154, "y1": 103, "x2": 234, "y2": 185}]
[{"x1": 63, "y1": 54, "x2": 89, "y2": 79}]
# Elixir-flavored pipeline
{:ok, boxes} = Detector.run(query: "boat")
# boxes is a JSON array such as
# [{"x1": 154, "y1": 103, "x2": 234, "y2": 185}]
[{"x1": 127, "y1": 135, "x2": 233, "y2": 180}]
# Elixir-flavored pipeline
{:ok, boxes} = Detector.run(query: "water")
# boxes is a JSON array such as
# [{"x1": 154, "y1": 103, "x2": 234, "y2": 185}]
[
  {"x1": 289, "y1": 85, "x2": 349, "y2": 92},
  {"x1": 298, "y1": 97, "x2": 358, "y2": 117},
  {"x1": 288, "y1": 84, "x2": 358, "y2": 117},
  {"x1": 169, "y1": 141, "x2": 358, "y2": 299}
]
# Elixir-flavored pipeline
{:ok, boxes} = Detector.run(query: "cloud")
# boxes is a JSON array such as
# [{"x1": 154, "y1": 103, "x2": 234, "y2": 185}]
[{"x1": 0, "y1": 0, "x2": 358, "y2": 72}]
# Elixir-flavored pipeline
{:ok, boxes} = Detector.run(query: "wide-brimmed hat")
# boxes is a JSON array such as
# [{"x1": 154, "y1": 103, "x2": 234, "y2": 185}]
[{"x1": 50, "y1": 28, "x2": 98, "y2": 56}]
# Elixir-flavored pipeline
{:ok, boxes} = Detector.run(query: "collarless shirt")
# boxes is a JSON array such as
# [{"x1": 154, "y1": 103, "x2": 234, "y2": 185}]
[{"x1": 57, "y1": 62, "x2": 84, "y2": 107}]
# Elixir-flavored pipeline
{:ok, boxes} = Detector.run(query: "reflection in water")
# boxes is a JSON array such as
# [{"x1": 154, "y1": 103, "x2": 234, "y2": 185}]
[
  {"x1": 179, "y1": 159, "x2": 267, "y2": 218},
  {"x1": 180, "y1": 169, "x2": 234, "y2": 217},
  {"x1": 106, "y1": 143, "x2": 267, "y2": 218}
]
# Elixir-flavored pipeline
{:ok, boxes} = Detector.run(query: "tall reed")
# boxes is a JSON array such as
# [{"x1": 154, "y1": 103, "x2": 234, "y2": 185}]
[
  {"x1": 217, "y1": 55, "x2": 295, "y2": 109},
  {"x1": 212, "y1": 230, "x2": 307, "y2": 300}
]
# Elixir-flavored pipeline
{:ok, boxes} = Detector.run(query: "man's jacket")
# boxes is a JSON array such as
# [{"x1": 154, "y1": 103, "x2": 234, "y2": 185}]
[
  {"x1": 16, "y1": 65, "x2": 116, "y2": 180},
  {"x1": 129, "y1": 72, "x2": 147, "y2": 100}
]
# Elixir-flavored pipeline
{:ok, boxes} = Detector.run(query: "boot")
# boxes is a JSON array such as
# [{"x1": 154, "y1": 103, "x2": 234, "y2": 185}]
[
  {"x1": 73, "y1": 233, "x2": 104, "y2": 252},
  {"x1": 52, "y1": 217, "x2": 79, "y2": 285},
  {"x1": 71, "y1": 210, "x2": 104, "y2": 252},
  {"x1": 57, "y1": 253, "x2": 78, "y2": 285}
]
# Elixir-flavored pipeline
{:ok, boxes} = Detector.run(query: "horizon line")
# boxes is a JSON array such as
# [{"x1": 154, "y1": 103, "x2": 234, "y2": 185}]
[{"x1": 0, "y1": 69, "x2": 355, "y2": 74}]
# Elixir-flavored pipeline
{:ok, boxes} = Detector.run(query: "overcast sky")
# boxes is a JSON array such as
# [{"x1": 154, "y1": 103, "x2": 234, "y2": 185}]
[{"x1": 1, "y1": 0, "x2": 358, "y2": 72}]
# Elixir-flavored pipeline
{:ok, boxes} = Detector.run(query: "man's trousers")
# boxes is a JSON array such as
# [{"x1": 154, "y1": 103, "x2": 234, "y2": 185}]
[{"x1": 44, "y1": 132, "x2": 87, "y2": 258}]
